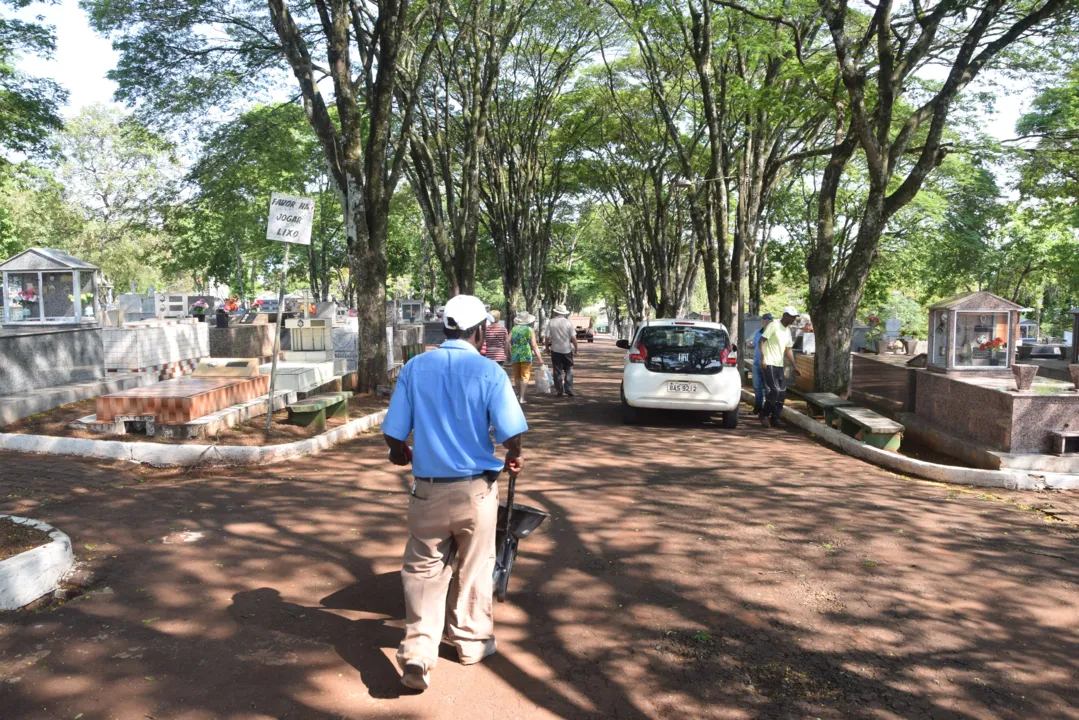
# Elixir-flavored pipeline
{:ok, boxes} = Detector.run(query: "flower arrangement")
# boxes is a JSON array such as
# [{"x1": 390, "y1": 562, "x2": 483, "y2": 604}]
[
  {"x1": 15, "y1": 288, "x2": 37, "y2": 306},
  {"x1": 307, "y1": 303, "x2": 317, "y2": 316},
  {"x1": 888, "y1": 339, "x2": 905, "y2": 353},
  {"x1": 251, "y1": 298, "x2": 264, "y2": 313},
  {"x1": 191, "y1": 299, "x2": 209, "y2": 315},
  {"x1": 221, "y1": 297, "x2": 239, "y2": 313},
  {"x1": 866, "y1": 324, "x2": 886, "y2": 342},
  {"x1": 865, "y1": 314, "x2": 881, "y2": 325},
  {"x1": 979, "y1": 337, "x2": 1006, "y2": 352}
]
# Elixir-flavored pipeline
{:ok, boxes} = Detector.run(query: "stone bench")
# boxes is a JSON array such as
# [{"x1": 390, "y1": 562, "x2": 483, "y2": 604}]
[
  {"x1": 833, "y1": 406, "x2": 904, "y2": 452},
  {"x1": 1049, "y1": 430, "x2": 1079, "y2": 456},
  {"x1": 803, "y1": 392, "x2": 853, "y2": 428},
  {"x1": 286, "y1": 391, "x2": 352, "y2": 431}
]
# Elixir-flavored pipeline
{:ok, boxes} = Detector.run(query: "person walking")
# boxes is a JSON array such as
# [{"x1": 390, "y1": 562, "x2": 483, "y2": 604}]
[
  {"x1": 510, "y1": 311, "x2": 543, "y2": 404},
  {"x1": 546, "y1": 304, "x2": 578, "y2": 397},
  {"x1": 482, "y1": 309, "x2": 508, "y2": 364},
  {"x1": 383, "y1": 294, "x2": 528, "y2": 692},
  {"x1": 751, "y1": 313, "x2": 773, "y2": 415},
  {"x1": 758, "y1": 306, "x2": 801, "y2": 429}
]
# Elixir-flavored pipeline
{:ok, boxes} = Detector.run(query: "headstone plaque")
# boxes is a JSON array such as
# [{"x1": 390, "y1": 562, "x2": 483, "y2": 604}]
[
  {"x1": 885, "y1": 318, "x2": 902, "y2": 340},
  {"x1": 239, "y1": 312, "x2": 269, "y2": 325}
]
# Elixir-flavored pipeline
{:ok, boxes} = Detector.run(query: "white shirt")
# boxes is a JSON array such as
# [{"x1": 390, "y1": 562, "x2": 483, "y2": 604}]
[{"x1": 548, "y1": 315, "x2": 576, "y2": 354}]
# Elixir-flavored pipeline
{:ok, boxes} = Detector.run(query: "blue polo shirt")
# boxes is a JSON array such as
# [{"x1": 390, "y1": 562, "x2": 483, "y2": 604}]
[
  {"x1": 382, "y1": 339, "x2": 528, "y2": 478},
  {"x1": 753, "y1": 328, "x2": 764, "y2": 366}
]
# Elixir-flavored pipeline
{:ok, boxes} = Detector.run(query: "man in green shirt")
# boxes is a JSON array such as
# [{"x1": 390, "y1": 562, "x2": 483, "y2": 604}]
[{"x1": 757, "y1": 306, "x2": 801, "y2": 428}]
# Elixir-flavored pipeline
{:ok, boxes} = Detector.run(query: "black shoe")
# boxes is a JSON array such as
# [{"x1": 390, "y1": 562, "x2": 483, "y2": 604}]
[
  {"x1": 566, "y1": 391, "x2": 574, "y2": 397},
  {"x1": 751, "y1": 406, "x2": 762, "y2": 415},
  {"x1": 771, "y1": 418, "x2": 786, "y2": 429},
  {"x1": 556, "y1": 392, "x2": 564, "y2": 397}
]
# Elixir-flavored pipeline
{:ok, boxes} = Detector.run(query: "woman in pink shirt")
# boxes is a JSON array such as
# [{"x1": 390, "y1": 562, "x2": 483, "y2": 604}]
[{"x1": 483, "y1": 309, "x2": 508, "y2": 365}]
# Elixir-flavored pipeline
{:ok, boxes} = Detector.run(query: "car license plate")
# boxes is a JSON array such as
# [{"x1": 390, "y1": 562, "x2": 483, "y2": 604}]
[{"x1": 667, "y1": 382, "x2": 697, "y2": 393}]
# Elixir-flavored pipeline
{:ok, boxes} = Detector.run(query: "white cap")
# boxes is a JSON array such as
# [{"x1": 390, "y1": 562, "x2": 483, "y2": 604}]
[
  {"x1": 443, "y1": 294, "x2": 489, "y2": 330},
  {"x1": 782, "y1": 306, "x2": 800, "y2": 317}
]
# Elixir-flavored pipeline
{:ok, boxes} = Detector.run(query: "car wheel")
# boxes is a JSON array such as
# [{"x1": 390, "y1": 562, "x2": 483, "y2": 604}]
[{"x1": 722, "y1": 407, "x2": 739, "y2": 429}]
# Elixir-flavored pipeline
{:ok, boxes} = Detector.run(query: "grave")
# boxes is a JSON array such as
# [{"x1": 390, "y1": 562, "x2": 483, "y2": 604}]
[
  {"x1": 91, "y1": 358, "x2": 270, "y2": 434},
  {"x1": 850, "y1": 290, "x2": 1079, "y2": 471},
  {"x1": 260, "y1": 307, "x2": 348, "y2": 393},
  {"x1": 0, "y1": 250, "x2": 159, "y2": 425},
  {"x1": 102, "y1": 317, "x2": 210, "y2": 381}
]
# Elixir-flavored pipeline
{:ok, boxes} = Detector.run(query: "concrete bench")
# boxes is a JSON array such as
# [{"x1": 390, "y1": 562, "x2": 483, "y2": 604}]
[
  {"x1": 1049, "y1": 430, "x2": 1079, "y2": 456},
  {"x1": 286, "y1": 391, "x2": 352, "y2": 430},
  {"x1": 834, "y1": 406, "x2": 904, "y2": 452},
  {"x1": 803, "y1": 392, "x2": 853, "y2": 428}
]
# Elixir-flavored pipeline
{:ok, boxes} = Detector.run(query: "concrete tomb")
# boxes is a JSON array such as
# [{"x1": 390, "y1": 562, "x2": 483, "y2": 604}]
[{"x1": 95, "y1": 358, "x2": 269, "y2": 427}]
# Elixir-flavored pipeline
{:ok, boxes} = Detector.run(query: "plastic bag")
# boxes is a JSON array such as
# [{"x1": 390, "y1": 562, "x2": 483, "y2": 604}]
[{"x1": 535, "y1": 364, "x2": 553, "y2": 394}]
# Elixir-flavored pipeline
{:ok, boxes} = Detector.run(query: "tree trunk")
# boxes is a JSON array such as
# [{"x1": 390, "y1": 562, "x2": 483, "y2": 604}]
[
  {"x1": 812, "y1": 297, "x2": 857, "y2": 395},
  {"x1": 353, "y1": 247, "x2": 387, "y2": 392}
]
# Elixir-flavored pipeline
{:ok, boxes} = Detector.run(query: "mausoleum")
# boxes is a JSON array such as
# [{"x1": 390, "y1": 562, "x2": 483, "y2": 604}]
[{"x1": 1, "y1": 248, "x2": 98, "y2": 326}]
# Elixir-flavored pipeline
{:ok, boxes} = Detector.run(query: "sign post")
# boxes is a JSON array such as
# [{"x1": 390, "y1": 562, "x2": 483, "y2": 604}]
[{"x1": 265, "y1": 192, "x2": 315, "y2": 432}]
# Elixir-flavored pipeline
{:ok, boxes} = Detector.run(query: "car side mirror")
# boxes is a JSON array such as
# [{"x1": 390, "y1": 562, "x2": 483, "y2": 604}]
[{"x1": 615, "y1": 339, "x2": 630, "y2": 350}]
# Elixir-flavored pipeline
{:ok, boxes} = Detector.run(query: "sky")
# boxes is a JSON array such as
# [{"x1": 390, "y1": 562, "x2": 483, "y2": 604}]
[
  {"x1": 15, "y1": 0, "x2": 1032, "y2": 147},
  {"x1": 16, "y1": 0, "x2": 122, "y2": 117}
]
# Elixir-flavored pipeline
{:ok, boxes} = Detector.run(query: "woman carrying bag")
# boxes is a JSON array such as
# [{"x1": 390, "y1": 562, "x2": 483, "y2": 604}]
[{"x1": 510, "y1": 312, "x2": 543, "y2": 404}]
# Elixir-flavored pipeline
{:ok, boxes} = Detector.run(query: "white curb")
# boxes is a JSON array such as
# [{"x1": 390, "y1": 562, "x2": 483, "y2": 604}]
[
  {"x1": 741, "y1": 390, "x2": 1079, "y2": 491},
  {"x1": 0, "y1": 516, "x2": 74, "y2": 610},
  {"x1": 0, "y1": 410, "x2": 387, "y2": 468}
]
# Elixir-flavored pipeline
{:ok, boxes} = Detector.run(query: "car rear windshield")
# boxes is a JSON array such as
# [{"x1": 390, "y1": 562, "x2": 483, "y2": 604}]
[{"x1": 636, "y1": 325, "x2": 729, "y2": 374}]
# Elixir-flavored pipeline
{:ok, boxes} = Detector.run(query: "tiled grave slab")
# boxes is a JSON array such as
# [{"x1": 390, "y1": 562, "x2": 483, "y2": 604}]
[
  {"x1": 96, "y1": 375, "x2": 271, "y2": 424},
  {"x1": 75, "y1": 388, "x2": 296, "y2": 439}
]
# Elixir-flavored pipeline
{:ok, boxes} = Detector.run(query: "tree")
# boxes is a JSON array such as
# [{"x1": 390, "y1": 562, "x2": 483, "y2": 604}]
[
  {"x1": 798, "y1": 0, "x2": 1078, "y2": 393},
  {"x1": 0, "y1": 0, "x2": 66, "y2": 158},
  {"x1": 1016, "y1": 65, "x2": 1079, "y2": 231},
  {"x1": 482, "y1": 1, "x2": 598, "y2": 320},
  {"x1": 86, "y1": 0, "x2": 434, "y2": 391},
  {"x1": 56, "y1": 104, "x2": 179, "y2": 291},
  {"x1": 181, "y1": 104, "x2": 343, "y2": 302},
  {"x1": 404, "y1": 0, "x2": 535, "y2": 296}
]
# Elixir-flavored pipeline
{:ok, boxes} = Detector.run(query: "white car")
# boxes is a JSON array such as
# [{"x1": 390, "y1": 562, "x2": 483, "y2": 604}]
[{"x1": 616, "y1": 319, "x2": 741, "y2": 427}]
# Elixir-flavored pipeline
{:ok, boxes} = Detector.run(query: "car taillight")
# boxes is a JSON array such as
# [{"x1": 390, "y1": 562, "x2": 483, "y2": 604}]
[
  {"x1": 720, "y1": 347, "x2": 738, "y2": 366},
  {"x1": 628, "y1": 342, "x2": 648, "y2": 363}
]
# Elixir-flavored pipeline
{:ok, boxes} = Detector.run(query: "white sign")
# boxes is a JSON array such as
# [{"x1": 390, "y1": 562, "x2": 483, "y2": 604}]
[{"x1": 266, "y1": 192, "x2": 315, "y2": 246}]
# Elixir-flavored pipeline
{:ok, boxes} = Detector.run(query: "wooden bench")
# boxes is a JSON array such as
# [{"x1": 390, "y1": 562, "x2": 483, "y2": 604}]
[
  {"x1": 803, "y1": 392, "x2": 854, "y2": 428},
  {"x1": 286, "y1": 391, "x2": 352, "y2": 430},
  {"x1": 402, "y1": 343, "x2": 425, "y2": 362},
  {"x1": 833, "y1": 406, "x2": 904, "y2": 452}
]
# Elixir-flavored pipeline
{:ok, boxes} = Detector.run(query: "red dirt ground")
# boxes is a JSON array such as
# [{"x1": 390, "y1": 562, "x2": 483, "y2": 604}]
[{"x1": 1, "y1": 339, "x2": 1078, "y2": 719}]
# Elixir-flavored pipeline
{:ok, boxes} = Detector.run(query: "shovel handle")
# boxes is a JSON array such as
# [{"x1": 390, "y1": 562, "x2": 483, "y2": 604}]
[{"x1": 504, "y1": 468, "x2": 518, "y2": 534}]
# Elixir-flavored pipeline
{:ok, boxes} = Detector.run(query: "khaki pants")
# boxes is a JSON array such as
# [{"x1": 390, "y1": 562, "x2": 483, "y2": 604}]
[{"x1": 397, "y1": 476, "x2": 498, "y2": 670}]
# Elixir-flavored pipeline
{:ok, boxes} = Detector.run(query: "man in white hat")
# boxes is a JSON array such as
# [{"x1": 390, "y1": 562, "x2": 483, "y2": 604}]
[
  {"x1": 383, "y1": 294, "x2": 528, "y2": 691},
  {"x1": 757, "y1": 306, "x2": 801, "y2": 428},
  {"x1": 546, "y1": 303, "x2": 578, "y2": 397}
]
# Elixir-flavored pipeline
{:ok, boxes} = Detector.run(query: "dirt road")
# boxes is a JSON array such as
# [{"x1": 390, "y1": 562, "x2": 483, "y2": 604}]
[{"x1": 2, "y1": 339, "x2": 1078, "y2": 719}]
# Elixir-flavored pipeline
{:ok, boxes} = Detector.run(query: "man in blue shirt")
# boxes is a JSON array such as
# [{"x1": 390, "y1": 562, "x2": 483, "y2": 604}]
[
  {"x1": 751, "y1": 313, "x2": 773, "y2": 415},
  {"x1": 382, "y1": 294, "x2": 528, "y2": 692}
]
